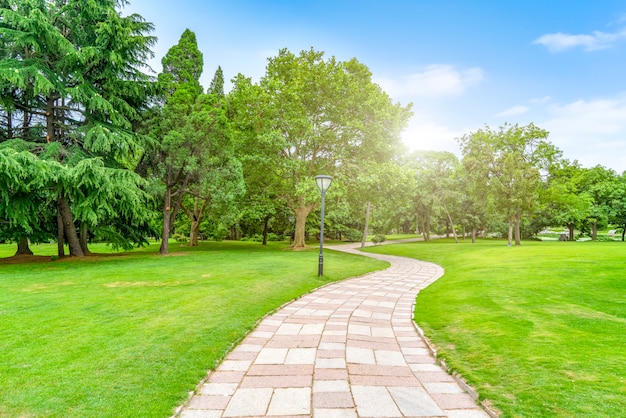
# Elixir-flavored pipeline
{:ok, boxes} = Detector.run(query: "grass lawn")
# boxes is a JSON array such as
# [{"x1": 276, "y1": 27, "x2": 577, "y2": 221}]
[
  {"x1": 364, "y1": 239, "x2": 626, "y2": 417},
  {"x1": 0, "y1": 240, "x2": 388, "y2": 417}
]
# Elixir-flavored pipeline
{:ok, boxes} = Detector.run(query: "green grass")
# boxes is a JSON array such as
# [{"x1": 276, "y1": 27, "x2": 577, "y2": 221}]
[
  {"x1": 0, "y1": 240, "x2": 388, "y2": 417},
  {"x1": 364, "y1": 239, "x2": 626, "y2": 417}
]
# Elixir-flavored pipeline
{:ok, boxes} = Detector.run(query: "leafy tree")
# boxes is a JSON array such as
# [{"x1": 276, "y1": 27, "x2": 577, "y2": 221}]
[
  {"x1": 0, "y1": 0, "x2": 156, "y2": 256},
  {"x1": 150, "y1": 32, "x2": 244, "y2": 253},
  {"x1": 230, "y1": 48, "x2": 412, "y2": 249},
  {"x1": 459, "y1": 123, "x2": 560, "y2": 245},
  {"x1": 152, "y1": 29, "x2": 204, "y2": 254},
  {"x1": 410, "y1": 151, "x2": 460, "y2": 242}
]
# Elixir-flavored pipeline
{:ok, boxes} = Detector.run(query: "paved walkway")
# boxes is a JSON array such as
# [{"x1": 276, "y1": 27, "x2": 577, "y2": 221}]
[{"x1": 176, "y1": 241, "x2": 490, "y2": 418}]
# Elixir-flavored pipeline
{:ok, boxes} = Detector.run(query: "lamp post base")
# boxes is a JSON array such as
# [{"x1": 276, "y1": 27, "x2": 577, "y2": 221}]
[{"x1": 318, "y1": 254, "x2": 324, "y2": 277}]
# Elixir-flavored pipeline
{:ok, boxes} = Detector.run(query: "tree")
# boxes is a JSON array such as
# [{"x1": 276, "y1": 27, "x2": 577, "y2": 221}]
[
  {"x1": 178, "y1": 89, "x2": 244, "y2": 246},
  {"x1": 150, "y1": 33, "x2": 244, "y2": 253},
  {"x1": 459, "y1": 123, "x2": 560, "y2": 245},
  {"x1": 153, "y1": 29, "x2": 204, "y2": 254},
  {"x1": 0, "y1": 0, "x2": 157, "y2": 256},
  {"x1": 230, "y1": 48, "x2": 412, "y2": 249},
  {"x1": 410, "y1": 151, "x2": 460, "y2": 242}
]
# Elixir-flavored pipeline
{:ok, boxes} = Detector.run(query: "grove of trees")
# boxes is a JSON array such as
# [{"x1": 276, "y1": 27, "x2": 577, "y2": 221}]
[{"x1": 2, "y1": 1, "x2": 626, "y2": 258}]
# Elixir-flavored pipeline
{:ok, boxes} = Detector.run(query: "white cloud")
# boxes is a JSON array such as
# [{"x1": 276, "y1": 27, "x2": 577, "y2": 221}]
[
  {"x1": 376, "y1": 65, "x2": 484, "y2": 99},
  {"x1": 400, "y1": 114, "x2": 465, "y2": 154},
  {"x1": 533, "y1": 29, "x2": 626, "y2": 52},
  {"x1": 496, "y1": 105, "x2": 529, "y2": 117},
  {"x1": 529, "y1": 96, "x2": 551, "y2": 105},
  {"x1": 540, "y1": 97, "x2": 626, "y2": 171}
]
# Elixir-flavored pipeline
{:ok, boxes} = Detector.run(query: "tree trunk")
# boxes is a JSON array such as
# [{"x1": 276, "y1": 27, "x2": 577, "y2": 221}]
[
  {"x1": 591, "y1": 222, "x2": 597, "y2": 241},
  {"x1": 507, "y1": 217, "x2": 514, "y2": 246},
  {"x1": 261, "y1": 215, "x2": 271, "y2": 245},
  {"x1": 622, "y1": 224, "x2": 625, "y2": 242},
  {"x1": 79, "y1": 224, "x2": 92, "y2": 255},
  {"x1": 15, "y1": 238, "x2": 33, "y2": 255},
  {"x1": 187, "y1": 197, "x2": 209, "y2": 247},
  {"x1": 57, "y1": 212, "x2": 65, "y2": 257},
  {"x1": 291, "y1": 204, "x2": 314, "y2": 250},
  {"x1": 6, "y1": 111, "x2": 12, "y2": 139},
  {"x1": 514, "y1": 208, "x2": 521, "y2": 246},
  {"x1": 189, "y1": 219, "x2": 200, "y2": 246},
  {"x1": 160, "y1": 185, "x2": 172, "y2": 255},
  {"x1": 168, "y1": 174, "x2": 190, "y2": 234},
  {"x1": 422, "y1": 218, "x2": 430, "y2": 242},
  {"x1": 361, "y1": 201, "x2": 371, "y2": 248},
  {"x1": 443, "y1": 201, "x2": 458, "y2": 243},
  {"x1": 57, "y1": 196, "x2": 84, "y2": 257},
  {"x1": 568, "y1": 223, "x2": 575, "y2": 241},
  {"x1": 46, "y1": 95, "x2": 55, "y2": 142},
  {"x1": 471, "y1": 227, "x2": 477, "y2": 243}
]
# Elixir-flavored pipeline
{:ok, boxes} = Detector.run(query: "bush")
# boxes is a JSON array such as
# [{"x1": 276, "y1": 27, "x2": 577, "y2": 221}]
[
  {"x1": 344, "y1": 229, "x2": 362, "y2": 242},
  {"x1": 172, "y1": 233, "x2": 188, "y2": 243},
  {"x1": 371, "y1": 234, "x2": 386, "y2": 245}
]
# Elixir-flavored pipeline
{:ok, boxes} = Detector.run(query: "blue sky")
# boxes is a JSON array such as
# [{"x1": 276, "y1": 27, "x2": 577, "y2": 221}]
[{"x1": 123, "y1": 0, "x2": 626, "y2": 172}]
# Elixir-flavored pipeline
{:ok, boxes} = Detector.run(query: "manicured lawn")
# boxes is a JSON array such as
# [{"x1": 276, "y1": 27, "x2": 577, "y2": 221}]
[
  {"x1": 364, "y1": 239, "x2": 626, "y2": 417},
  {"x1": 0, "y1": 240, "x2": 388, "y2": 417}
]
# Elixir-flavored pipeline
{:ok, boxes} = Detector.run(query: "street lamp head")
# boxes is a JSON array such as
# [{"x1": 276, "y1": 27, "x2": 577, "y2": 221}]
[{"x1": 315, "y1": 175, "x2": 333, "y2": 193}]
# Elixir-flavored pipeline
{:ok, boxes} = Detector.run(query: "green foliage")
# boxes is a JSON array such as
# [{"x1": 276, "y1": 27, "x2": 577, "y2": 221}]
[
  {"x1": 0, "y1": 0, "x2": 158, "y2": 253},
  {"x1": 343, "y1": 228, "x2": 363, "y2": 242},
  {"x1": 371, "y1": 234, "x2": 386, "y2": 245},
  {"x1": 230, "y1": 47, "x2": 412, "y2": 248}
]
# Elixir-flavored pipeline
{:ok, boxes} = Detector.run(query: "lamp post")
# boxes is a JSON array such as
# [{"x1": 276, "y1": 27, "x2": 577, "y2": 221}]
[
  {"x1": 288, "y1": 215, "x2": 294, "y2": 245},
  {"x1": 315, "y1": 175, "x2": 333, "y2": 277}
]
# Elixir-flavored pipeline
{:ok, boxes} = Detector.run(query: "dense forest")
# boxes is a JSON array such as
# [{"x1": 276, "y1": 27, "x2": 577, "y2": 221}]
[{"x1": 2, "y1": 1, "x2": 626, "y2": 257}]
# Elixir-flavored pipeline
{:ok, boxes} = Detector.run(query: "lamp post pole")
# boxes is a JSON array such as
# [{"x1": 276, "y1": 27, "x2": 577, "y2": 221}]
[{"x1": 315, "y1": 175, "x2": 333, "y2": 277}]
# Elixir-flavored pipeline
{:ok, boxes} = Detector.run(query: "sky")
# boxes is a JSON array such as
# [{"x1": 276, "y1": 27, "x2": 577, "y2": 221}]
[{"x1": 123, "y1": 0, "x2": 626, "y2": 173}]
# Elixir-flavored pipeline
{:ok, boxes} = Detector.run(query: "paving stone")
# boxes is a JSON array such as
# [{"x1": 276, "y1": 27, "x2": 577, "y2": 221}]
[
  {"x1": 432, "y1": 393, "x2": 479, "y2": 409},
  {"x1": 267, "y1": 387, "x2": 311, "y2": 415},
  {"x1": 348, "y1": 364, "x2": 414, "y2": 377},
  {"x1": 388, "y1": 386, "x2": 445, "y2": 416},
  {"x1": 352, "y1": 386, "x2": 401, "y2": 417},
  {"x1": 423, "y1": 382, "x2": 464, "y2": 394},
  {"x1": 206, "y1": 371, "x2": 245, "y2": 383},
  {"x1": 313, "y1": 408, "x2": 358, "y2": 418},
  {"x1": 187, "y1": 395, "x2": 230, "y2": 409},
  {"x1": 247, "y1": 364, "x2": 314, "y2": 376},
  {"x1": 410, "y1": 363, "x2": 445, "y2": 372},
  {"x1": 200, "y1": 382, "x2": 238, "y2": 396},
  {"x1": 222, "y1": 388, "x2": 272, "y2": 417},
  {"x1": 314, "y1": 368, "x2": 349, "y2": 380},
  {"x1": 318, "y1": 342, "x2": 345, "y2": 351},
  {"x1": 285, "y1": 347, "x2": 317, "y2": 364},
  {"x1": 374, "y1": 350, "x2": 406, "y2": 366},
  {"x1": 276, "y1": 323, "x2": 303, "y2": 335},
  {"x1": 180, "y1": 410, "x2": 223, "y2": 418},
  {"x1": 240, "y1": 374, "x2": 311, "y2": 388},
  {"x1": 315, "y1": 358, "x2": 347, "y2": 369},
  {"x1": 255, "y1": 348, "x2": 289, "y2": 364},
  {"x1": 217, "y1": 360, "x2": 252, "y2": 372},
  {"x1": 349, "y1": 375, "x2": 422, "y2": 387},
  {"x1": 313, "y1": 391, "x2": 355, "y2": 408},
  {"x1": 346, "y1": 346, "x2": 376, "y2": 365},
  {"x1": 313, "y1": 379, "x2": 350, "y2": 392},
  {"x1": 446, "y1": 410, "x2": 492, "y2": 418}
]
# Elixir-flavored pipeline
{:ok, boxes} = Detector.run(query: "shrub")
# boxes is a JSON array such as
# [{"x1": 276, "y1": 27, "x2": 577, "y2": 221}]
[
  {"x1": 173, "y1": 233, "x2": 188, "y2": 243},
  {"x1": 371, "y1": 234, "x2": 386, "y2": 245},
  {"x1": 344, "y1": 229, "x2": 362, "y2": 242}
]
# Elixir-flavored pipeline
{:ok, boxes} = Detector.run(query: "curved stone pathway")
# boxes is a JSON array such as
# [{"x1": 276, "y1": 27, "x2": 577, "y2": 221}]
[{"x1": 176, "y1": 241, "x2": 490, "y2": 418}]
